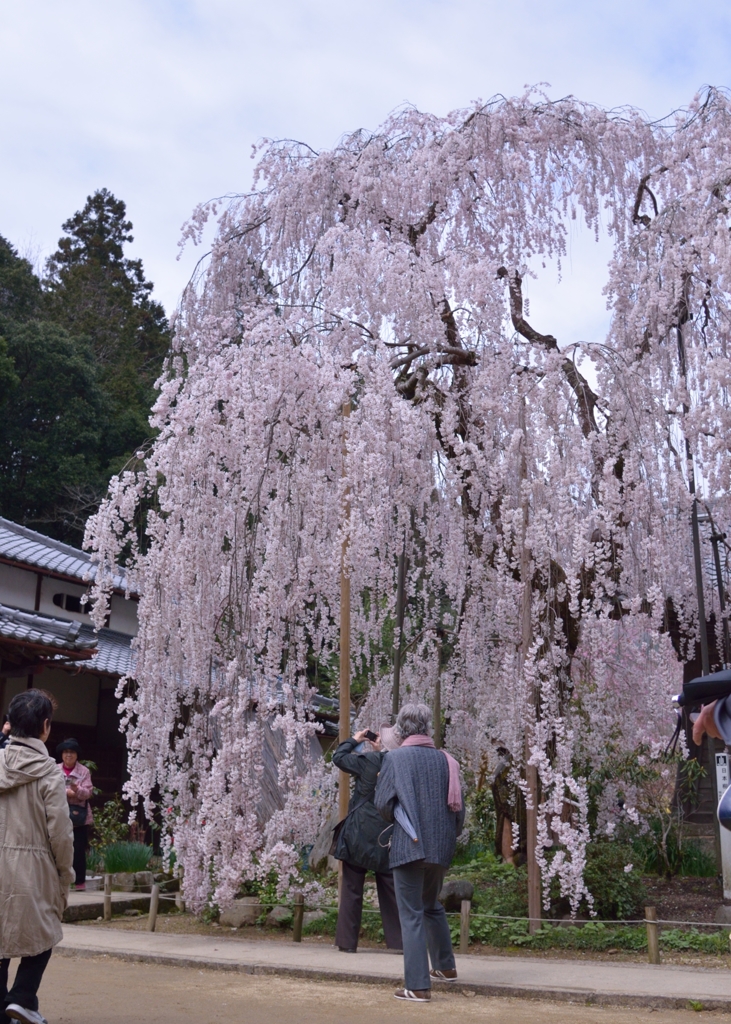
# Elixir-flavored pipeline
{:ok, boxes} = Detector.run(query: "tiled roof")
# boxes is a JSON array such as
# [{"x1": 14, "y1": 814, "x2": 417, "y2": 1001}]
[
  {"x1": 0, "y1": 517, "x2": 129, "y2": 591},
  {"x1": 0, "y1": 604, "x2": 98, "y2": 653},
  {"x1": 78, "y1": 625, "x2": 134, "y2": 678}
]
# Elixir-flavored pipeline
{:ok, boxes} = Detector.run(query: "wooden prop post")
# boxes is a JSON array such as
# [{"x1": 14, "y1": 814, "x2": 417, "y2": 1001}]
[
  {"x1": 645, "y1": 906, "x2": 660, "y2": 964},
  {"x1": 103, "y1": 873, "x2": 112, "y2": 922},
  {"x1": 338, "y1": 401, "x2": 351, "y2": 904},
  {"x1": 147, "y1": 883, "x2": 160, "y2": 932},
  {"x1": 292, "y1": 891, "x2": 305, "y2": 942},
  {"x1": 460, "y1": 899, "x2": 471, "y2": 954}
]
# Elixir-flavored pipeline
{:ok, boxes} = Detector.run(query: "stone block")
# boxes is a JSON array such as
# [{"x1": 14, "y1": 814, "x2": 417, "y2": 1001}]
[
  {"x1": 134, "y1": 871, "x2": 154, "y2": 891},
  {"x1": 220, "y1": 897, "x2": 262, "y2": 927},
  {"x1": 266, "y1": 905, "x2": 292, "y2": 927},
  {"x1": 714, "y1": 904, "x2": 731, "y2": 924},
  {"x1": 111, "y1": 872, "x2": 135, "y2": 892},
  {"x1": 303, "y1": 910, "x2": 327, "y2": 926},
  {"x1": 439, "y1": 879, "x2": 474, "y2": 911}
]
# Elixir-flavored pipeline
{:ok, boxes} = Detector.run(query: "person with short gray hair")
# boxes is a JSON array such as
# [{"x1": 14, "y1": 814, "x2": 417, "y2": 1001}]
[{"x1": 375, "y1": 703, "x2": 465, "y2": 1002}]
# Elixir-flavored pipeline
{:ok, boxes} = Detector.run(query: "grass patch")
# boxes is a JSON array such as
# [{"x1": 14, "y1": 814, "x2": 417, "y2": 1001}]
[{"x1": 103, "y1": 842, "x2": 153, "y2": 874}]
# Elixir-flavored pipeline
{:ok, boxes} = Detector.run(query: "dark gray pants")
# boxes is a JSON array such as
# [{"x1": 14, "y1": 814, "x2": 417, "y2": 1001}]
[
  {"x1": 336, "y1": 861, "x2": 403, "y2": 950},
  {"x1": 392, "y1": 861, "x2": 455, "y2": 991}
]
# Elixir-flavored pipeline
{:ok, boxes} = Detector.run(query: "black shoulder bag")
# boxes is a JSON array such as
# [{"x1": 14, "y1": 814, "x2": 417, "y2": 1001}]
[
  {"x1": 328, "y1": 796, "x2": 369, "y2": 857},
  {"x1": 69, "y1": 803, "x2": 88, "y2": 828}
]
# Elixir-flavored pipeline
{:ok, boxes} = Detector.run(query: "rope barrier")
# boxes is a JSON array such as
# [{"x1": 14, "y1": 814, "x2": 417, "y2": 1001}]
[{"x1": 93, "y1": 890, "x2": 731, "y2": 930}]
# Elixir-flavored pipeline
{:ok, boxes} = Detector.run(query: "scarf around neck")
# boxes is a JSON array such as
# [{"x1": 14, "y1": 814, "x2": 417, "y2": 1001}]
[{"x1": 400, "y1": 734, "x2": 463, "y2": 811}]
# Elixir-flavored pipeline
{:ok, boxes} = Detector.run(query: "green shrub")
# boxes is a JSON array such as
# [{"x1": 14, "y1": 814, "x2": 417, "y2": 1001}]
[
  {"x1": 103, "y1": 842, "x2": 153, "y2": 874},
  {"x1": 582, "y1": 842, "x2": 646, "y2": 919},
  {"x1": 634, "y1": 831, "x2": 717, "y2": 877},
  {"x1": 91, "y1": 797, "x2": 129, "y2": 849}
]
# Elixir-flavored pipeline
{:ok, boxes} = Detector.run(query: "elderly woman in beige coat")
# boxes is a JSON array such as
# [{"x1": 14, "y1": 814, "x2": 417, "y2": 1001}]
[{"x1": 0, "y1": 689, "x2": 74, "y2": 1024}]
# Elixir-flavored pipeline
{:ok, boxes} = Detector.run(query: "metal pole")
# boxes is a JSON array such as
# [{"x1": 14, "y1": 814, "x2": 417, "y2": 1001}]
[
  {"x1": 691, "y1": 497, "x2": 722, "y2": 869},
  {"x1": 710, "y1": 531, "x2": 730, "y2": 668}
]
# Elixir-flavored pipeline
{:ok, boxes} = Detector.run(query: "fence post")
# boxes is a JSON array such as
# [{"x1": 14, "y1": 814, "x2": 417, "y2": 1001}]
[
  {"x1": 645, "y1": 906, "x2": 660, "y2": 964},
  {"x1": 103, "y1": 874, "x2": 112, "y2": 922},
  {"x1": 292, "y1": 891, "x2": 304, "y2": 942},
  {"x1": 460, "y1": 899, "x2": 471, "y2": 954},
  {"x1": 147, "y1": 884, "x2": 160, "y2": 932}
]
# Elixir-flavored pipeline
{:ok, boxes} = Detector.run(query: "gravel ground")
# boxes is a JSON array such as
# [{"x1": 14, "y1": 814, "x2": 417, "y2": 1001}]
[{"x1": 34, "y1": 955, "x2": 730, "y2": 1024}]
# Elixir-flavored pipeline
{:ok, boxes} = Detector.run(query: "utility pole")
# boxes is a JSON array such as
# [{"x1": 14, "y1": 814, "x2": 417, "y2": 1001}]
[
  {"x1": 691, "y1": 499, "x2": 723, "y2": 871},
  {"x1": 709, "y1": 529, "x2": 730, "y2": 668},
  {"x1": 707, "y1": 524, "x2": 731, "y2": 898}
]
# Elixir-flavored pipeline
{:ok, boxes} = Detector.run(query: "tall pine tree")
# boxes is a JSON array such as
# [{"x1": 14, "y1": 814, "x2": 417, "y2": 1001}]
[
  {"x1": 45, "y1": 188, "x2": 170, "y2": 469},
  {"x1": 0, "y1": 190, "x2": 170, "y2": 544}
]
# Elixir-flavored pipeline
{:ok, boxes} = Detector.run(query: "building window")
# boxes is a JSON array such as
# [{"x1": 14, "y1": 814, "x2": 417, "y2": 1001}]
[{"x1": 53, "y1": 593, "x2": 84, "y2": 614}]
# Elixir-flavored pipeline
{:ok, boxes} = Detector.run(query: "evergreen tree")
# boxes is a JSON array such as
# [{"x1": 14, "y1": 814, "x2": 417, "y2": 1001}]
[
  {"x1": 0, "y1": 191, "x2": 169, "y2": 544},
  {"x1": 45, "y1": 188, "x2": 170, "y2": 468},
  {"x1": 0, "y1": 236, "x2": 105, "y2": 539}
]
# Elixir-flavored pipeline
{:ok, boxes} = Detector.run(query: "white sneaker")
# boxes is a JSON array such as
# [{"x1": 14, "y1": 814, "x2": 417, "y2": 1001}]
[{"x1": 6, "y1": 1005, "x2": 49, "y2": 1024}]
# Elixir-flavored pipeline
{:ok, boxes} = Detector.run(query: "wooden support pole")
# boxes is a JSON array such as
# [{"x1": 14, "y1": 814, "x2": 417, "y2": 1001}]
[
  {"x1": 292, "y1": 891, "x2": 305, "y2": 942},
  {"x1": 645, "y1": 906, "x2": 660, "y2": 964},
  {"x1": 103, "y1": 874, "x2": 112, "y2": 922},
  {"x1": 147, "y1": 883, "x2": 160, "y2": 932},
  {"x1": 392, "y1": 543, "x2": 407, "y2": 720},
  {"x1": 338, "y1": 400, "x2": 351, "y2": 906},
  {"x1": 520, "y1": 401, "x2": 541, "y2": 935},
  {"x1": 460, "y1": 899, "x2": 471, "y2": 954}
]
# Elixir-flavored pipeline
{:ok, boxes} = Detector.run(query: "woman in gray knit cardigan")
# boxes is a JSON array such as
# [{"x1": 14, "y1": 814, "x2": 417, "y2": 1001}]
[{"x1": 374, "y1": 703, "x2": 465, "y2": 1003}]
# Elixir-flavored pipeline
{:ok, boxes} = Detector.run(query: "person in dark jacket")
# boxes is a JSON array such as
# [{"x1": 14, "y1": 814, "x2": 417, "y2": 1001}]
[
  {"x1": 332, "y1": 727, "x2": 403, "y2": 953},
  {"x1": 374, "y1": 702, "x2": 465, "y2": 1003}
]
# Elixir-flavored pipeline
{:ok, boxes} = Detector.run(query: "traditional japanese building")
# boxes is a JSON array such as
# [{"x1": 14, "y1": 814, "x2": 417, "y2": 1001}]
[{"x1": 0, "y1": 517, "x2": 137, "y2": 798}]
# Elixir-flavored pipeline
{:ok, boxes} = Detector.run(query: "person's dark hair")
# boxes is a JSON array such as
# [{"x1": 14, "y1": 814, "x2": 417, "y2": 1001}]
[
  {"x1": 56, "y1": 738, "x2": 81, "y2": 759},
  {"x1": 8, "y1": 688, "x2": 55, "y2": 739}
]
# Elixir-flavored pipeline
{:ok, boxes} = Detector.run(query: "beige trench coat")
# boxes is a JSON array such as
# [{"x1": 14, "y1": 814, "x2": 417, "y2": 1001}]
[{"x1": 0, "y1": 736, "x2": 74, "y2": 957}]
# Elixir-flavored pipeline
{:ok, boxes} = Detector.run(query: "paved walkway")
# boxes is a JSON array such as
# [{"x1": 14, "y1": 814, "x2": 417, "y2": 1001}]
[
  {"x1": 58, "y1": 925, "x2": 731, "y2": 1010},
  {"x1": 67, "y1": 891, "x2": 151, "y2": 906}
]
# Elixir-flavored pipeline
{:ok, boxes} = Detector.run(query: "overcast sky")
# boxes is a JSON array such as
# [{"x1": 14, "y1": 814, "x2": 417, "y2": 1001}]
[{"x1": 2, "y1": 1, "x2": 731, "y2": 343}]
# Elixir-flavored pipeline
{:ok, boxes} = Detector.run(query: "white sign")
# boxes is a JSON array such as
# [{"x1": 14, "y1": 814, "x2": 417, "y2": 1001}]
[{"x1": 716, "y1": 752, "x2": 731, "y2": 900}]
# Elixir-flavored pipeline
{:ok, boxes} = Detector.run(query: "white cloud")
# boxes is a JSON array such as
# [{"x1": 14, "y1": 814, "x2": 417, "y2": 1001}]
[{"x1": 1, "y1": 0, "x2": 730, "y2": 312}]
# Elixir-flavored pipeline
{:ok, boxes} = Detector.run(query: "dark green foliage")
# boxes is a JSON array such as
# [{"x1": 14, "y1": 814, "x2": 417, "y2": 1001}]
[
  {"x1": 91, "y1": 796, "x2": 129, "y2": 850},
  {"x1": 0, "y1": 190, "x2": 170, "y2": 544},
  {"x1": 102, "y1": 841, "x2": 153, "y2": 874},
  {"x1": 581, "y1": 842, "x2": 646, "y2": 919},
  {"x1": 0, "y1": 321, "x2": 105, "y2": 528},
  {"x1": 634, "y1": 833, "x2": 717, "y2": 878}
]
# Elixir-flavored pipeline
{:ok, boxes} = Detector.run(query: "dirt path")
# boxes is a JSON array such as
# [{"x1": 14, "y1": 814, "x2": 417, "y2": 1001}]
[{"x1": 33, "y1": 955, "x2": 727, "y2": 1024}]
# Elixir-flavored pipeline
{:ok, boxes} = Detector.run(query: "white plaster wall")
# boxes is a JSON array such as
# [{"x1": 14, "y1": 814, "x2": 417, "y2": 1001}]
[
  {"x1": 109, "y1": 594, "x2": 138, "y2": 636},
  {"x1": 0, "y1": 563, "x2": 38, "y2": 610}
]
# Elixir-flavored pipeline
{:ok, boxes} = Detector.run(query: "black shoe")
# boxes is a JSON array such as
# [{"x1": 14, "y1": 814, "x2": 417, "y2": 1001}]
[{"x1": 337, "y1": 946, "x2": 357, "y2": 952}]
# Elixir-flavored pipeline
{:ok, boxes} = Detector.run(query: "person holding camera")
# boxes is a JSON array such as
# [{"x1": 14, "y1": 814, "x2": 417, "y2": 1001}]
[
  {"x1": 332, "y1": 726, "x2": 403, "y2": 953},
  {"x1": 0, "y1": 689, "x2": 74, "y2": 1024},
  {"x1": 55, "y1": 739, "x2": 93, "y2": 891}
]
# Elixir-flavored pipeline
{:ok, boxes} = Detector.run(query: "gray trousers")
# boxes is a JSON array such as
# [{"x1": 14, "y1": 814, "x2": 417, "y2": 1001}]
[{"x1": 392, "y1": 861, "x2": 455, "y2": 991}]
